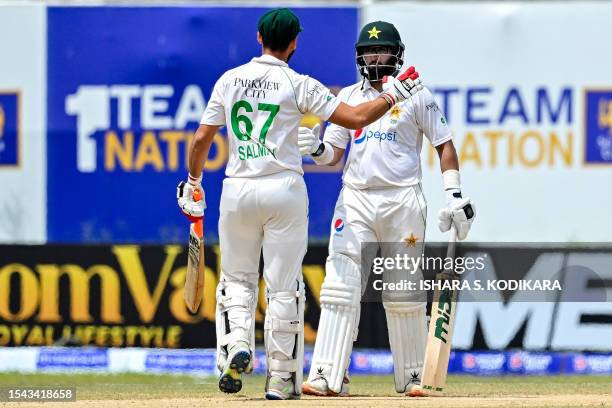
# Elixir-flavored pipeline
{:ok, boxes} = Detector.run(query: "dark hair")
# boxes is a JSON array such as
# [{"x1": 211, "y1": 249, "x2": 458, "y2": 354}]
[{"x1": 261, "y1": 33, "x2": 295, "y2": 52}]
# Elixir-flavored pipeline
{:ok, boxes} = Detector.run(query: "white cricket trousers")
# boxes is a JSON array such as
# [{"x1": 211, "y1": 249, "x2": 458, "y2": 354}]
[
  {"x1": 306, "y1": 184, "x2": 428, "y2": 391},
  {"x1": 216, "y1": 170, "x2": 308, "y2": 371},
  {"x1": 329, "y1": 183, "x2": 427, "y2": 291}
]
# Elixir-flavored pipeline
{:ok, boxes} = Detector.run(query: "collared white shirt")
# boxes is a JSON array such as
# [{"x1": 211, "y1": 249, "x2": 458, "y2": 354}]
[
  {"x1": 201, "y1": 54, "x2": 341, "y2": 178},
  {"x1": 324, "y1": 80, "x2": 452, "y2": 189}
]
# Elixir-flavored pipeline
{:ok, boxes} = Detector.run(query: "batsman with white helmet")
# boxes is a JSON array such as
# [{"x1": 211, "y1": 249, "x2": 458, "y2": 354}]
[
  {"x1": 177, "y1": 10, "x2": 424, "y2": 400},
  {"x1": 300, "y1": 21, "x2": 476, "y2": 396}
]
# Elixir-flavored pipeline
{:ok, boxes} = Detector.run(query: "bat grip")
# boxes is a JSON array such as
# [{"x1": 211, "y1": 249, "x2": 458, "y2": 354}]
[
  {"x1": 448, "y1": 224, "x2": 457, "y2": 244},
  {"x1": 193, "y1": 218, "x2": 204, "y2": 237},
  {"x1": 445, "y1": 225, "x2": 457, "y2": 267}
]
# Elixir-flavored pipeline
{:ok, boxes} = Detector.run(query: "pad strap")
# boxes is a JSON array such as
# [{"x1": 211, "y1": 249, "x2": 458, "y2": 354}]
[
  {"x1": 219, "y1": 330, "x2": 247, "y2": 347},
  {"x1": 268, "y1": 358, "x2": 298, "y2": 372},
  {"x1": 264, "y1": 317, "x2": 300, "y2": 333},
  {"x1": 267, "y1": 290, "x2": 301, "y2": 300},
  {"x1": 218, "y1": 295, "x2": 250, "y2": 311}
]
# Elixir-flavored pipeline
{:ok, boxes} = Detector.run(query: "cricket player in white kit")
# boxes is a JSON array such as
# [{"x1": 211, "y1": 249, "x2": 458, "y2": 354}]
[
  {"x1": 299, "y1": 21, "x2": 476, "y2": 396},
  {"x1": 176, "y1": 10, "x2": 425, "y2": 400}
]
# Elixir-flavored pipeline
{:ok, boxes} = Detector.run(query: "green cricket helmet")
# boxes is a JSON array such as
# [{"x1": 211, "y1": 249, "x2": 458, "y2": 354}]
[{"x1": 355, "y1": 21, "x2": 405, "y2": 82}]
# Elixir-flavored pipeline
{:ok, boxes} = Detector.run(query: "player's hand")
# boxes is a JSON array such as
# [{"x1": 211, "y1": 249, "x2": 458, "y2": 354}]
[
  {"x1": 298, "y1": 123, "x2": 322, "y2": 156},
  {"x1": 381, "y1": 66, "x2": 423, "y2": 104},
  {"x1": 177, "y1": 176, "x2": 206, "y2": 223},
  {"x1": 438, "y1": 189, "x2": 476, "y2": 240}
]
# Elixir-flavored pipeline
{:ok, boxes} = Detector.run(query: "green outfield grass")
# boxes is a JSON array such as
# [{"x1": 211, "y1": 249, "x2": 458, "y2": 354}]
[{"x1": 1, "y1": 372, "x2": 611, "y2": 401}]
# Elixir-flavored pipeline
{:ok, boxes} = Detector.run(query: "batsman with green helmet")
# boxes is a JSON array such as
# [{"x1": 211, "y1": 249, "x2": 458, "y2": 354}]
[{"x1": 300, "y1": 21, "x2": 476, "y2": 397}]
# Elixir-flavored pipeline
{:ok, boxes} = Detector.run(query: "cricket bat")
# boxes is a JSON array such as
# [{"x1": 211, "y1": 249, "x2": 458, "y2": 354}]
[
  {"x1": 184, "y1": 189, "x2": 205, "y2": 313},
  {"x1": 409, "y1": 226, "x2": 458, "y2": 397}
]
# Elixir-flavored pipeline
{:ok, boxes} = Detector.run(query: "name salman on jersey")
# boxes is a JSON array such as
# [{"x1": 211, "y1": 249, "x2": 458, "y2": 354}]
[{"x1": 238, "y1": 143, "x2": 274, "y2": 160}]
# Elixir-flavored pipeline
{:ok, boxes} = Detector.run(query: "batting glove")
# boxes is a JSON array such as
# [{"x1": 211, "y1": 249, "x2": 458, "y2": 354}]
[
  {"x1": 177, "y1": 174, "x2": 206, "y2": 223},
  {"x1": 381, "y1": 66, "x2": 423, "y2": 105},
  {"x1": 438, "y1": 189, "x2": 476, "y2": 241},
  {"x1": 298, "y1": 124, "x2": 322, "y2": 156}
]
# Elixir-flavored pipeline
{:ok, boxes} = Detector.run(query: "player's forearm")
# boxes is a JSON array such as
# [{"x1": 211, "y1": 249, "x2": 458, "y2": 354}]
[
  {"x1": 329, "y1": 99, "x2": 390, "y2": 130},
  {"x1": 353, "y1": 99, "x2": 391, "y2": 129},
  {"x1": 188, "y1": 124, "x2": 218, "y2": 179},
  {"x1": 436, "y1": 140, "x2": 461, "y2": 193},
  {"x1": 436, "y1": 141, "x2": 459, "y2": 173},
  {"x1": 328, "y1": 146, "x2": 345, "y2": 166}
]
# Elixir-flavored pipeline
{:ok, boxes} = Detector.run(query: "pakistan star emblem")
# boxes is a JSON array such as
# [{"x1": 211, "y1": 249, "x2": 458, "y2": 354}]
[
  {"x1": 390, "y1": 104, "x2": 402, "y2": 119},
  {"x1": 368, "y1": 26, "x2": 382, "y2": 39},
  {"x1": 404, "y1": 233, "x2": 419, "y2": 247}
]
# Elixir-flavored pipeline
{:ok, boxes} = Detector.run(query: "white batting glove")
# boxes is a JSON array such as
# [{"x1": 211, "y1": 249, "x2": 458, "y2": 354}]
[
  {"x1": 298, "y1": 124, "x2": 322, "y2": 156},
  {"x1": 381, "y1": 66, "x2": 423, "y2": 105},
  {"x1": 438, "y1": 189, "x2": 476, "y2": 241},
  {"x1": 177, "y1": 174, "x2": 206, "y2": 222}
]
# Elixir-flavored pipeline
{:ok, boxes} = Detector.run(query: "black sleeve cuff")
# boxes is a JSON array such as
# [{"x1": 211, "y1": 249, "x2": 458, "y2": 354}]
[{"x1": 311, "y1": 142, "x2": 326, "y2": 157}]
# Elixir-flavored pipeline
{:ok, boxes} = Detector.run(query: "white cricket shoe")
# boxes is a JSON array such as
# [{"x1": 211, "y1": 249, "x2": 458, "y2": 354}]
[
  {"x1": 265, "y1": 376, "x2": 299, "y2": 400},
  {"x1": 405, "y1": 374, "x2": 424, "y2": 397},
  {"x1": 218, "y1": 342, "x2": 251, "y2": 394},
  {"x1": 302, "y1": 375, "x2": 350, "y2": 397}
]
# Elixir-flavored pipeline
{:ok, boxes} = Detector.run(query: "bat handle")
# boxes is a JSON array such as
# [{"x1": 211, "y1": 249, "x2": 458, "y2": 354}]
[
  {"x1": 449, "y1": 224, "x2": 457, "y2": 244},
  {"x1": 446, "y1": 225, "x2": 457, "y2": 262},
  {"x1": 193, "y1": 218, "x2": 204, "y2": 237}
]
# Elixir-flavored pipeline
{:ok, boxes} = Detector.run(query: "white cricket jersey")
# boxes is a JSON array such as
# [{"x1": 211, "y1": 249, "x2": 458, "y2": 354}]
[
  {"x1": 201, "y1": 54, "x2": 341, "y2": 178},
  {"x1": 324, "y1": 81, "x2": 452, "y2": 189}
]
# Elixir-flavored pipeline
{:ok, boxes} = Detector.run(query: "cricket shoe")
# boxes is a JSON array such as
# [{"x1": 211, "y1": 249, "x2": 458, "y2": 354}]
[
  {"x1": 265, "y1": 376, "x2": 299, "y2": 400},
  {"x1": 302, "y1": 375, "x2": 350, "y2": 397},
  {"x1": 405, "y1": 375, "x2": 425, "y2": 397},
  {"x1": 406, "y1": 385, "x2": 427, "y2": 397},
  {"x1": 218, "y1": 342, "x2": 251, "y2": 394}
]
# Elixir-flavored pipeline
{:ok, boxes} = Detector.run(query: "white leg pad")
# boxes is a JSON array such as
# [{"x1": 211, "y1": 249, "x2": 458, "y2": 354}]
[
  {"x1": 265, "y1": 282, "x2": 305, "y2": 395},
  {"x1": 215, "y1": 280, "x2": 257, "y2": 371},
  {"x1": 308, "y1": 253, "x2": 361, "y2": 394},
  {"x1": 384, "y1": 301, "x2": 428, "y2": 393}
]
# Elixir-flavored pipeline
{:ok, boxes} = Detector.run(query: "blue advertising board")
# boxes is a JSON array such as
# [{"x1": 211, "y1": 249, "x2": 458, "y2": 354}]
[
  {"x1": 145, "y1": 349, "x2": 216, "y2": 373},
  {"x1": 47, "y1": 6, "x2": 358, "y2": 243},
  {"x1": 3, "y1": 347, "x2": 611, "y2": 375},
  {"x1": 37, "y1": 348, "x2": 108, "y2": 370},
  {"x1": 584, "y1": 89, "x2": 612, "y2": 164},
  {"x1": 0, "y1": 92, "x2": 20, "y2": 166}
]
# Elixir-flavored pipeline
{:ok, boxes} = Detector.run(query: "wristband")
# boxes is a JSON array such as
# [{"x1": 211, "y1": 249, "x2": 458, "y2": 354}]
[
  {"x1": 380, "y1": 92, "x2": 396, "y2": 108},
  {"x1": 442, "y1": 169, "x2": 460, "y2": 190},
  {"x1": 188, "y1": 172, "x2": 202, "y2": 186},
  {"x1": 312, "y1": 141, "x2": 334, "y2": 165}
]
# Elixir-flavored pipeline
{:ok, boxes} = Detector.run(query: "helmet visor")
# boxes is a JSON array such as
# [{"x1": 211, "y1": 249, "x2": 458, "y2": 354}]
[{"x1": 356, "y1": 46, "x2": 403, "y2": 82}]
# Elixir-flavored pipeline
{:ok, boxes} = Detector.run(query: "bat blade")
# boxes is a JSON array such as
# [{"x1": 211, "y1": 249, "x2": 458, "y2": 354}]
[
  {"x1": 416, "y1": 274, "x2": 458, "y2": 396},
  {"x1": 184, "y1": 219, "x2": 205, "y2": 313},
  {"x1": 409, "y1": 227, "x2": 458, "y2": 397}
]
